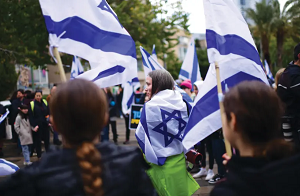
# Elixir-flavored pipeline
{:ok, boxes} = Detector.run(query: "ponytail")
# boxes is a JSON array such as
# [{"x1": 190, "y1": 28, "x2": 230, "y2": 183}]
[{"x1": 76, "y1": 142, "x2": 103, "y2": 196}]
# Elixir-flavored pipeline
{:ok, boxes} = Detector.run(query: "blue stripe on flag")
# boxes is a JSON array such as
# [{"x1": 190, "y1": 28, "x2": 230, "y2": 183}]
[
  {"x1": 92, "y1": 65, "x2": 125, "y2": 82},
  {"x1": 140, "y1": 105, "x2": 151, "y2": 142},
  {"x1": 0, "y1": 160, "x2": 19, "y2": 171},
  {"x1": 183, "y1": 72, "x2": 264, "y2": 137},
  {"x1": 135, "y1": 133, "x2": 145, "y2": 154},
  {"x1": 132, "y1": 77, "x2": 139, "y2": 83},
  {"x1": 206, "y1": 30, "x2": 262, "y2": 67},
  {"x1": 141, "y1": 48, "x2": 156, "y2": 70},
  {"x1": 179, "y1": 69, "x2": 189, "y2": 79},
  {"x1": 44, "y1": 16, "x2": 136, "y2": 58},
  {"x1": 127, "y1": 93, "x2": 134, "y2": 109},
  {"x1": 157, "y1": 157, "x2": 167, "y2": 166}
]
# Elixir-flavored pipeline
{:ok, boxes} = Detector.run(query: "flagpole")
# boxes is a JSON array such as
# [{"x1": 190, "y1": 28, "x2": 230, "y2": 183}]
[
  {"x1": 215, "y1": 61, "x2": 232, "y2": 157},
  {"x1": 53, "y1": 47, "x2": 67, "y2": 82}
]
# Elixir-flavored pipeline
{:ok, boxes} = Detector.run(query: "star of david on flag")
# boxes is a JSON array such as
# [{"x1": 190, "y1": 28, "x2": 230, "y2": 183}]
[
  {"x1": 153, "y1": 109, "x2": 187, "y2": 147},
  {"x1": 136, "y1": 90, "x2": 188, "y2": 166}
]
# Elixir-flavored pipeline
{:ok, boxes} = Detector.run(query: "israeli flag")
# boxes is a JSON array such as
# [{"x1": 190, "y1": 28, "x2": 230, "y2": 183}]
[
  {"x1": 0, "y1": 110, "x2": 9, "y2": 125},
  {"x1": 264, "y1": 60, "x2": 274, "y2": 81},
  {"x1": 182, "y1": 0, "x2": 269, "y2": 150},
  {"x1": 179, "y1": 38, "x2": 202, "y2": 87},
  {"x1": 122, "y1": 77, "x2": 141, "y2": 114},
  {"x1": 151, "y1": 45, "x2": 158, "y2": 61},
  {"x1": 140, "y1": 47, "x2": 193, "y2": 104},
  {"x1": 39, "y1": 0, "x2": 137, "y2": 88},
  {"x1": 136, "y1": 90, "x2": 188, "y2": 165},
  {"x1": 0, "y1": 159, "x2": 19, "y2": 176},
  {"x1": 70, "y1": 56, "x2": 84, "y2": 79}
]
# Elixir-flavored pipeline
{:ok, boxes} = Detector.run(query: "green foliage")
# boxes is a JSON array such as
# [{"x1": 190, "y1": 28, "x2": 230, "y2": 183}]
[{"x1": 0, "y1": 58, "x2": 18, "y2": 100}]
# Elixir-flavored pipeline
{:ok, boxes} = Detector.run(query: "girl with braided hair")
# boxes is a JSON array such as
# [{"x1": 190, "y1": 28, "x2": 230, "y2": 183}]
[{"x1": 0, "y1": 79, "x2": 156, "y2": 196}]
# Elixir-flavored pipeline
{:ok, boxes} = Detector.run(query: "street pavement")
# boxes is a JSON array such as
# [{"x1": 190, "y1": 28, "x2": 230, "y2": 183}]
[{"x1": 1, "y1": 118, "x2": 215, "y2": 195}]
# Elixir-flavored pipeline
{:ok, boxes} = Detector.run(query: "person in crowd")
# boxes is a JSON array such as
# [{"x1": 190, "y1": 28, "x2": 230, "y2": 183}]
[
  {"x1": 22, "y1": 90, "x2": 34, "y2": 107},
  {"x1": 211, "y1": 80, "x2": 300, "y2": 196},
  {"x1": 0, "y1": 79, "x2": 157, "y2": 196},
  {"x1": 277, "y1": 43, "x2": 300, "y2": 148},
  {"x1": 136, "y1": 70, "x2": 199, "y2": 196},
  {"x1": 0, "y1": 104, "x2": 6, "y2": 158},
  {"x1": 180, "y1": 80, "x2": 192, "y2": 98},
  {"x1": 106, "y1": 87, "x2": 118, "y2": 144},
  {"x1": 193, "y1": 81, "x2": 203, "y2": 99},
  {"x1": 116, "y1": 85, "x2": 123, "y2": 118},
  {"x1": 0, "y1": 159, "x2": 19, "y2": 176},
  {"x1": 29, "y1": 91, "x2": 50, "y2": 159},
  {"x1": 274, "y1": 68, "x2": 285, "y2": 91},
  {"x1": 46, "y1": 85, "x2": 61, "y2": 145},
  {"x1": 14, "y1": 105, "x2": 33, "y2": 166},
  {"x1": 9, "y1": 89, "x2": 24, "y2": 143}
]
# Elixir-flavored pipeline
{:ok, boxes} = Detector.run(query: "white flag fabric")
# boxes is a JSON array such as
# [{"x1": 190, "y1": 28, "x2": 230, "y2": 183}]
[
  {"x1": 70, "y1": 56, "x2": 84, "y2": 79},
  {"x1": 182, "y1": 0, "x2": 269, "y2": 151},
  {"x1": 151, "y1": 45, "x2": 158, "y2": 61},
  {"x1": 179, "y1": 38, "x2": 202, "y2": 86},
  {"x1": 122, "y1": 77, "x2": 140, "y2": 115},
  {"x1": 0, "y1": 110, "x2": 9, "y2": 125},
  {"x1": 136, "y1": 90, "x2": 188, "y2": 165},
  {"x1": 264, "y1": 60, "x2": 274, "y2": 81},
  {"x1": 39, "y1": 0, "x2": 137, "y2": 88},
  {"x1": 0, "y1": 159, "x2": 19, "y2": 176},
  {"x1": 140, "y1": 46, "x2": 193, "y2": 105}
]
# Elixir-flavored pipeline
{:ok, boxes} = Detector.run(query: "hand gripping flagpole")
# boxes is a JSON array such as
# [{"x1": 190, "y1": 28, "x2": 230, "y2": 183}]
[
  {"x1": 53, "y1": 47, "x2": 67, "y2": 82},
  {"x1": 215, "y1": 61, "x2": 232, "y2": 157}
]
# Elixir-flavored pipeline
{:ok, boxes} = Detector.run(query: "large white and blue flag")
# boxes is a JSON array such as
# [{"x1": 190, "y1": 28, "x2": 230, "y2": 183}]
[
  {"x1": 151, "y1": 45, "x2": 158, "y2": 61},
  {"x1": 122, "y1": 77, "x2": 141, "y2": 114},
  {"x1": 179, "y1": 38, "x2": 202, "y2": 87},
  {"x1": 182, "y1": 0, "x2": 269, "y2": 150},
  {"x1": 39, "y1": 0, "x2": 137, "y2": 88},
  {"x1": 140, "y1": 47, "x2": 193, "y2": 104},
  {"x1": 136, "y1": 90, "x2": 188, "y2": 165},
  {"x1": 264, "y1": 60, "x2": 274, "y2": 81},
  {"x1": 70, "y1": 56, "x2": 84, "y2": 79}
]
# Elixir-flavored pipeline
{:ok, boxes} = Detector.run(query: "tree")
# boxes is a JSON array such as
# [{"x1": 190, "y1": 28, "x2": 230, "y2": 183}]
[
  {"x1": 247, "y1": 0, "x2": 274, "y2": 69},
  {"x1": 271, "y1": 0, "x2": 300, "y2": 68}
]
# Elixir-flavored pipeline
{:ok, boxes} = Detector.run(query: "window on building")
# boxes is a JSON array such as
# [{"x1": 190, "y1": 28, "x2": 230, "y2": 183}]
[
  {"x1": 179, "y1": 47, "x2": 187, "y2": 61},
  {"x1": 179, "y1": 36, "x2": 189, "y2": 45}
]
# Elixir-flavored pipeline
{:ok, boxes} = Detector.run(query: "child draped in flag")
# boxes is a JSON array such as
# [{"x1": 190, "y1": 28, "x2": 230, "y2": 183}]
[{"x1": 136, "y1": 70, "x2": 199, "y2": 196}]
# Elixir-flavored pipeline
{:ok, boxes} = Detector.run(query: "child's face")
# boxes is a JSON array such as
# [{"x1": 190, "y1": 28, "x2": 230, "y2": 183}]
[{"x1": 21, "y1": 109, "x2": 28, "y2": 114}]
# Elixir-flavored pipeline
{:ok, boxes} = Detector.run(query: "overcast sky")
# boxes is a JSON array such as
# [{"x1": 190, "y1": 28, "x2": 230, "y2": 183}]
[{"x1": 154, "y1": 0, "x2": 288, "y2": 33}]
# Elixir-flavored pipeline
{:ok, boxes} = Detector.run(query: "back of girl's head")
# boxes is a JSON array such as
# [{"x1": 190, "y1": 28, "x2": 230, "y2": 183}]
[
  {"x1": 50, "y1": 79, "x2": 107, "y2": 196},
  {"x1": 148, "y1": 70, "x2": 174, "y2": 95},
  {"x1": 223, "y1": 81, "x2": 294, "y2": 159},
  {"x1": 19, "y1": 104, "x2": 28, "y2": 110},
  {"x1": 224, "y1": 81, "x2": 283, "y2": 144}
]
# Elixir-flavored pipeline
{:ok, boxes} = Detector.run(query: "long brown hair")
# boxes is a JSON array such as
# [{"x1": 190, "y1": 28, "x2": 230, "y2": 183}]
[
  {"x1": 223, "y1": 81, "x2": 294, "y2": 161},
  {"x1": 50, "y1": 79, "x2": 108, "y2": 196}
]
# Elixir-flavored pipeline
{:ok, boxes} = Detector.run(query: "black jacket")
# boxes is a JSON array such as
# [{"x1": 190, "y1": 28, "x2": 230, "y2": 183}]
[
  {"x1": 210, "y1": 155, "x2": 300, "y2": 196},
  {"x1": 0, "y1": 142, "x2": 157, "y2": 196},
  {"x1": 29, "y1": 100, "x2": 49, "y2": 127},
  {"x1": 9, "y1": 98, "x2": 23, "y2": 125},
  {"x1": 277, "y1": 62, "x2": 300, "y2": 117},
  {"x1": 0, "y1": 104, "x2": 6, "y2": 138}
]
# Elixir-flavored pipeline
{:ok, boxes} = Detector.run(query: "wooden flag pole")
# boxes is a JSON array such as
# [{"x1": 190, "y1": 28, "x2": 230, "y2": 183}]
[
  {"x1": 215, "y1": 61, "x2": 232, "y2": 157},
  {"x1": 53, "y1": 47, "x2": 67, "y2": 82}
]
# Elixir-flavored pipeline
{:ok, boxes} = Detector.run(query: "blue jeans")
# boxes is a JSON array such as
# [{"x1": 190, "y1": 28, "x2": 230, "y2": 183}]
[
  {"x1": 101, "y1": 125, "x2": 109, "y2": 142},
  {"x1": 21, "y1": 145, "x2": 31, "y2": 163}
]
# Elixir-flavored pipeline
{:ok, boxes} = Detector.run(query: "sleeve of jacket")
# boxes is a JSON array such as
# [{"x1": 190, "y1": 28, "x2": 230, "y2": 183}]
[
  {"x1": 290, "y1": 75, "x2": 300, "y2": 98},
  {"x1": 14, "y1": 116, "x2": 21, "y2": 135},
  {"x1": 28, "y1": 103, "x2": 37, "y2": 127},
  {"x1": 131, "y1": 149, "x2": 158, "y2": 196},
  {"x1": 0, "y1": 166, "x2": 36, "y2": 196}
]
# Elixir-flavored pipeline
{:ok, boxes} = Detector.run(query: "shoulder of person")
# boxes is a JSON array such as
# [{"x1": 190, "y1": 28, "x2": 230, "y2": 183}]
[{"x1": 97, "y1": 142, "x2": 149, "y2": 169}]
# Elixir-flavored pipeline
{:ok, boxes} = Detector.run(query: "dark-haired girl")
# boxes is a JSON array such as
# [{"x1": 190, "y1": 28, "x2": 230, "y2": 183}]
[
  {"x1": 14, "y1": 105, "x2": 33, "y2": 165},
  {"x1": 0, "y1": 79, "x2": 156, "y2": 196},
  {"x1": 29, "y1": 91, "x2": 50, "y2": 159},
  {"x1": 211, "y1": 81, "x2": 300, "y2": 196}
]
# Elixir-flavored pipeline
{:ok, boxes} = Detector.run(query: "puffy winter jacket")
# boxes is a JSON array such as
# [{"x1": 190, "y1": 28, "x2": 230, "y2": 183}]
[{"x1": 0, "y1": 142, "x2": 157, "y2": 196}]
